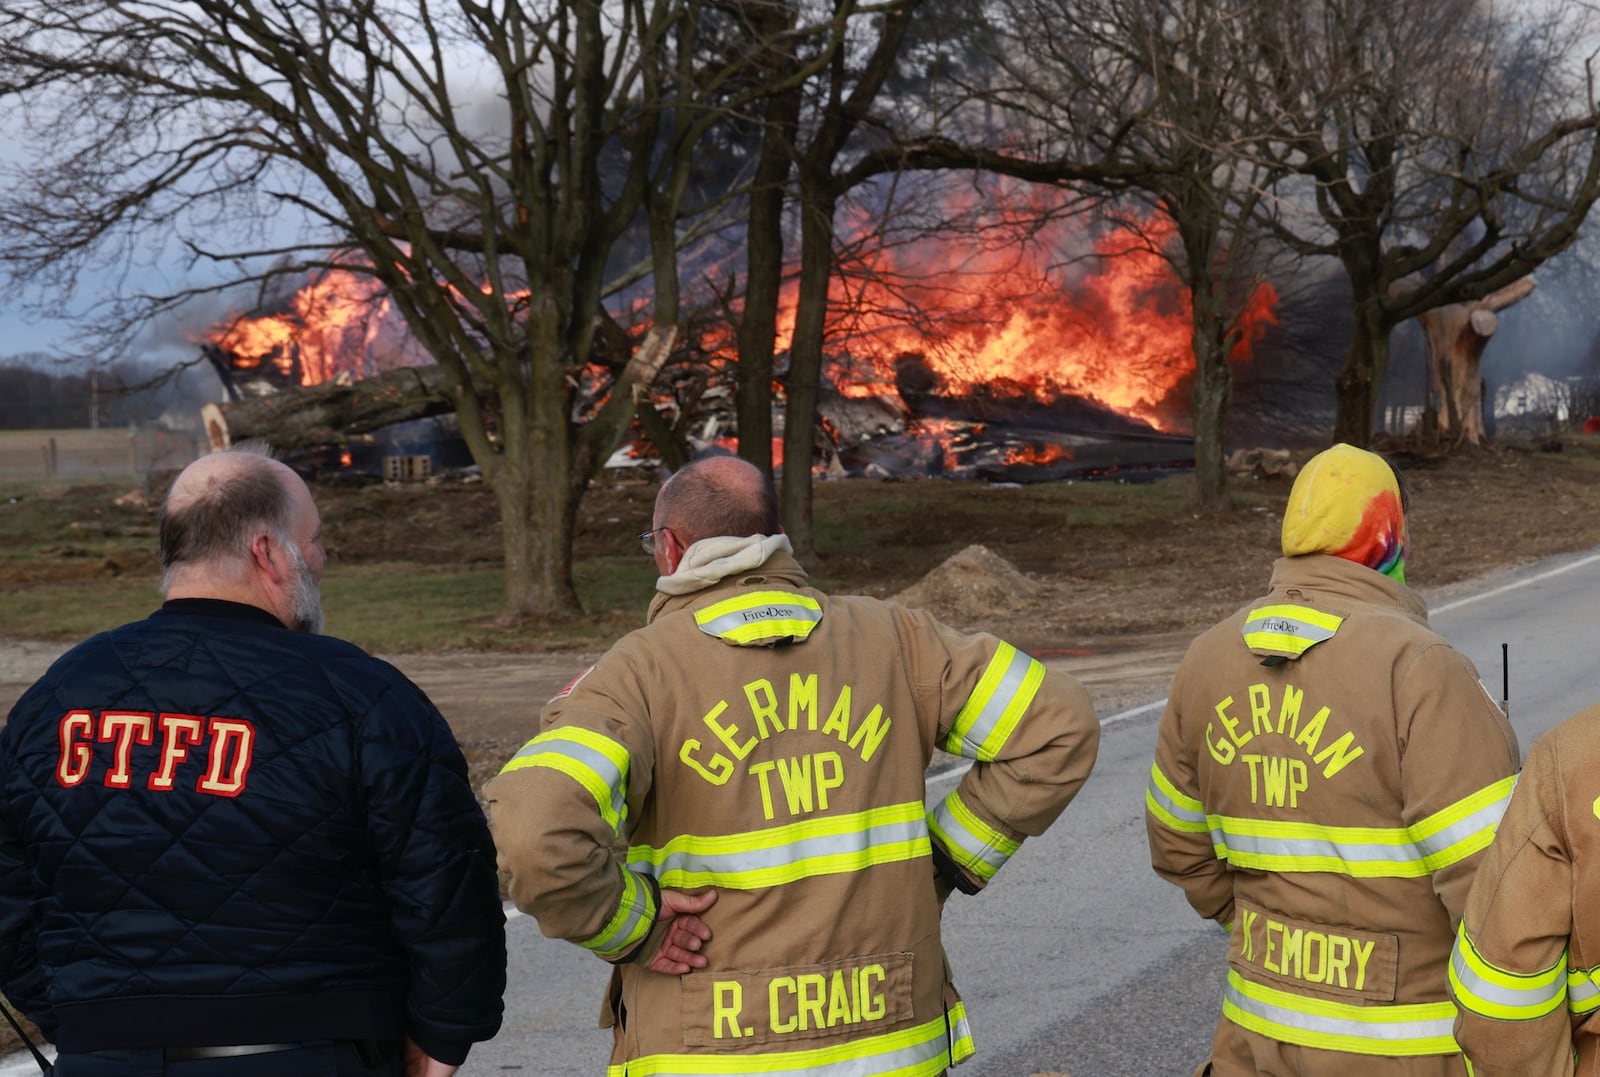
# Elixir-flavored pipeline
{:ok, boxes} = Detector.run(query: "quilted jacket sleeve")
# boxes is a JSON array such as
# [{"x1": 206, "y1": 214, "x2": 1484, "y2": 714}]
[
  {"x1": 915, "y1": 613, "x2": 1100, "y2": 896},
  {"x1": 1146, "y1": 655, "x2": 1235, "y2": 928},
  {"x1": 1450, "y1": 729, "x2": 1577, "y2": 1077},
  {"x1": 484, "y1": 656, "x2": 664, "y2": 965},
  {"x1": 358, "y1": 677, "x2": 506, "y2": 1066},
  {"x1": 0, "y1": 710, "x2": 53, "y2": 1038}
]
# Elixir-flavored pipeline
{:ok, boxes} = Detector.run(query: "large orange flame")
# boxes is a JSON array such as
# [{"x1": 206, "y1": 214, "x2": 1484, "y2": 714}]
[
  {"x1": 199, "y1": 197, "x2": 1277, "y2": 444},
  {"x1": 200, "y1": 260, "x2": 413, "y2": 386},
  {"x1": 772, "y1": 198, "x2": 1277, "y2": 432}
]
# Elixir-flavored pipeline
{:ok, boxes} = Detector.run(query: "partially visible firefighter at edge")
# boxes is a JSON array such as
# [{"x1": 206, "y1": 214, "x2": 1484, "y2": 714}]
[
  {"x1": 1145, "y1": 442, "x2": 1520, "y2": 1076},
  {"x1": 1449, "y1": 679, "x2": 1600, "y2": 1071},
  {"x1": 486, "y1": 453, "x2": 1101, "y2": 1076}
]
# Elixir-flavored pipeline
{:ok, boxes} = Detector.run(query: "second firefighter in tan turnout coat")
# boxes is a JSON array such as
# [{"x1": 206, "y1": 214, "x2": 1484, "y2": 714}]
[
  {"x1": 1450, "y1": 701, "x2": 1600, "y2": 1075},
  {"x1": 1146, "y1": 443, "x2": 1519, "y2": 1076},
  {"x1": 487, "y1": 455, "x2": 1100, "y2": 1076}
]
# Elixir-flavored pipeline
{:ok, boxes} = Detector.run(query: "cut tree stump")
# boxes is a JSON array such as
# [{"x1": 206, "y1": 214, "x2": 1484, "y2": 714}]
[{"x1": 1417, "y1": 277, "x2": 1536, "y2": 444}]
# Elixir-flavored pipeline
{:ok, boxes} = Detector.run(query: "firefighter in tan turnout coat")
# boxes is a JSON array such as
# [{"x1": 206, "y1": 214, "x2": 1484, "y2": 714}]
[
  {"x1": 487, "y1": 455, "x2": 1100, "y2": 1077},
  {"x1": 1145, "y1": 443, "x2": 1519, "y2": 1076},
  {"x1": 1449, "y1": 702, "x2": 1600, "y2": 1075}
]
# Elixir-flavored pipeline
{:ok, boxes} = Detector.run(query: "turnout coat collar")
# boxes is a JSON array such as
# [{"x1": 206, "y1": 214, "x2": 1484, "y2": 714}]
[
  {"x1": 1263, "y1": 553, "x2": 1429, "y2": 626},
  {"x1": 647, "y1": 549, "x2": 811, "y2": 625}
]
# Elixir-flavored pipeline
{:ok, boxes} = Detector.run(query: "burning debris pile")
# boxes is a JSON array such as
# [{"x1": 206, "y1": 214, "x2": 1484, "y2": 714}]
[
  {"x1": 820, "y1": 353, "x2": 1194, "y2": 481},
  {"x1": 190, "y1": 207, "x2": 1283, "y2": 483}
]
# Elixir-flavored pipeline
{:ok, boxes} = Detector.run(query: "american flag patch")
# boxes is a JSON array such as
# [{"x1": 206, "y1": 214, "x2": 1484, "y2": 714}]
[{"x1": 551, "y1": 665, "x2": 595, "y2": 701}]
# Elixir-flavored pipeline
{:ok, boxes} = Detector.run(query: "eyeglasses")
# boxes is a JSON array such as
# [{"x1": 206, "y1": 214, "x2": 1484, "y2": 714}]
[{"x1": 638, "y1": 526, "x2": 670, "y2": 555}]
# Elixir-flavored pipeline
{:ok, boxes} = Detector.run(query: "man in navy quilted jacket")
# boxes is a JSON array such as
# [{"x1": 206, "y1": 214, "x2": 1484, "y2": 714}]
[{"x1": 0, "y1": 444, "x2": 506, "y2": 1076}]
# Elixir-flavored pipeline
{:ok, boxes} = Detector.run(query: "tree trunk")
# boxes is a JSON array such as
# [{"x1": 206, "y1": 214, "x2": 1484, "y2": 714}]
[
  {"x1": 200, "y1": 364, "x2": 455, "y2": 452},
  {"x1": 736, "y1": 87, "x2": 800, "y2": 479},
  {"x1": 1190, "y1": 281, "x2": 1232, "y2": 511},
  {"x1": 781, "y1": 189, "x2": 835, "y2": 560},
  {"x1": 1417, "y1": 276, "x2": 1536, "y2": 445},
  {"x1": 1333, "y1": 295, "x2": 1391, "y2": 448},
  {"x1": 494, "y1": 312, "x2": 584, "y2": 617}
]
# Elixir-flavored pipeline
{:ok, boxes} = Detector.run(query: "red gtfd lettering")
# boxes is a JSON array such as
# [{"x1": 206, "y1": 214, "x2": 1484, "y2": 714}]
[
  {"x1": 198, "y1": 719, "x2": 254, "y2": 797},
  {"x1": 147, "y1": 714, "x2": 204, "y2": 791},
  {"x1": 57, "y1": 711, "x2": 94, "y2": 786},
  {"x1": 53, "y1": 711, "x2": 257, "y2": 797},
  {"x1": 101, "y1": 711, "x2": 153, "y2": 788}
]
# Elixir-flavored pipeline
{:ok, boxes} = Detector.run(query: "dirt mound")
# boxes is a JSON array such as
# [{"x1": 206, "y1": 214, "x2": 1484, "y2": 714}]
[{"x1": 893, "y1": 544, "x2": 1036, "y2": 624}]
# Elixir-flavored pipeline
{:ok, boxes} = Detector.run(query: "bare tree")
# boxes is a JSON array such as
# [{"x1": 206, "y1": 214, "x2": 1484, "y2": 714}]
[
  {"x1": 748, "y1": 0, "x2": 1164, "y2": 554},
  {"x1": 1247, "y1": 0, "x2": 1600, "y2": 447},
  {"x1": 976, "y1": 0, "x2": 1281, "y2": 510},
  {"x1": 0, "y1": 0, "x2": 846, "y2": 617},
  {"x1": 730, "y1": 1, "x2": 804, "y2": 479}
]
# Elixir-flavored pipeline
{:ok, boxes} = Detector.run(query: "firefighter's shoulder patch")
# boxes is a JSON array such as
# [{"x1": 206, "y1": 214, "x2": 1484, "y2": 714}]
[{"x1": 551, "y1": 665, "x2": 595, "y2": 702}]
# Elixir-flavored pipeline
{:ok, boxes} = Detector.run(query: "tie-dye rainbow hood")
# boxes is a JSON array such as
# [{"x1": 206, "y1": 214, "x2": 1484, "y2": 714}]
[{"x1": 1281, "y1": 443, "x2": 1408, "y2": 583}]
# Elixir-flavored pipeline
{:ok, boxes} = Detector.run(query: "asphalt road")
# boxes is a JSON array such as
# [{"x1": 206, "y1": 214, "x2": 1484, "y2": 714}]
[{"x1": 4, "y1": 547, "x2": 1598, "y2": 1077}]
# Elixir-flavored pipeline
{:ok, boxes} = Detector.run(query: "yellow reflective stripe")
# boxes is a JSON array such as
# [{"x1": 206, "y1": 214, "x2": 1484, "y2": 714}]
[
  {"x1": 928, "y1": 790, "x2": 1020, "y2": 882},
  {"x1": 695, "y1": 590, "x2": 823, "y2": 645},
  {"x1": 1448, "y1": 922, "x2": 1568, "y2": 1021},
  {"x1": 1568, "y1": 967, "x2": 1600, "y2": 1016},
  {"x1": 1248, "y1": 604, "x2": 1345, "y2": 633},
  {"x1": 498, "y1": 727, "x2": 631, "y2": 832},
  {"x1": 1210, "y1": 775, "x2": 1515, "y2": 877},
  {"x1": 948, "y1": 999, "x2": 975, "y2": 1064},
  {"x1": 1409, "y1": 775, "x2": 1517, "y2": 870},
  {"x1": 603, "y1": 1008, "x2": 963, "y2": 1075},
  {"x1": 582, "y1": 866, "x2": 656, "y2": 960},
  {"x1": 1224, "y1": 969, "x2": 1458, "y2": 1056},
  {"x1": 1242, "y1": 604, "x2": 1344, "y2": 657},
  {"x1": 1211, "y1": 815, "x2": 1438, "y2": 876},
  {"x1": 629, "y1": 801, "x2": 930, "y2": 890},
  {"x1": 943, "y1": 643, "x2": 1045, "y2": 762},
  {"x1": 1146, "y1": 761, "x2": 1208, "y2": 834}
]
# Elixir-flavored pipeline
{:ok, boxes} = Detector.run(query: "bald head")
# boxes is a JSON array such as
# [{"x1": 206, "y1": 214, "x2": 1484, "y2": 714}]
[
  {"x1": 654, "y1": 455, "x2": 781, "y2": 547},
  {"x1": 160, "y1": 445, "x2": 299, "y2": 583}
]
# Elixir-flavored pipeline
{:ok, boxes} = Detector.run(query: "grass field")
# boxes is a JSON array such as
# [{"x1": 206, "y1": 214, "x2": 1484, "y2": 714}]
[
  {"x1": 0, "y1": 427, "x2": 203, "y2": 482},
  {"x1": 6, "y1": 435, "x2": 1600, "y2": 656},
  {"x1": 0, "y1": 463, "x2": 1234, "y2": 652}
]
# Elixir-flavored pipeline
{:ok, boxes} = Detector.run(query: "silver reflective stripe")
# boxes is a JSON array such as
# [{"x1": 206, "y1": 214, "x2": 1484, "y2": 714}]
[
  {"x1": 588, "y1": 870, "x2": 651, "y2": 957},
  {"x1": 1147, "y1": 772, "x2": 1206, "y2": 827},
  {"x1": 1571, "y1": 973, "x2": 1600, "y2": 1012},
  {"x1": 1451, "y1": 946, "x2": 1566, "y2": 1012},
  {"x1": 956, "y1": 648, "x2": 1034, "y2": 755},
  {"x1": 528, "y1": 738, "x2": 626, "y2": 826},
  {"x1": 1226, "y1": 978, "x2": 1456, "y2": 1043},
  {"x1": 1415, "y1": 796, "x2": 1513, "y2": 861},
  {"x1": 930, "y1": 797, "x2": 1010, "y2": 874},
  {"x1": 1216, "y1": 827, "x2": 1423, "y2": 866},
  {"x1": 696, "y1": 602, "x2": 822, "y2": 639},
  {"x1": 949, "y1": 1002, "x2": 973, "y2": 1046},
  {"x1": 631, "y1": 816, "x2": 929, "y2": 880}
]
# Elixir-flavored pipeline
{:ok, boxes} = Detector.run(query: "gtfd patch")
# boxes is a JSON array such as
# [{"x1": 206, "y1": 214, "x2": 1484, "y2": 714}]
[{"x1": 551, "y1": 665, "x2": 595, "y2": 702}]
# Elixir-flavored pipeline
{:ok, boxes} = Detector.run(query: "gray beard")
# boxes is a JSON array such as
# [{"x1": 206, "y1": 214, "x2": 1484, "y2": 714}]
[{"x1": 282, "y1": 541, "x2": 325, "y2": 635}]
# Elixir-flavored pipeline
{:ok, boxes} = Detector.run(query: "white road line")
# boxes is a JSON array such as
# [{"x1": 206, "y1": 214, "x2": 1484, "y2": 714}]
[
  {"x1": 1430, "y1": 551, "x2": 1600, "y2": 615},
  {"x1": 1103, "y1": 698, "x2": 1167, "y2": 728}
]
